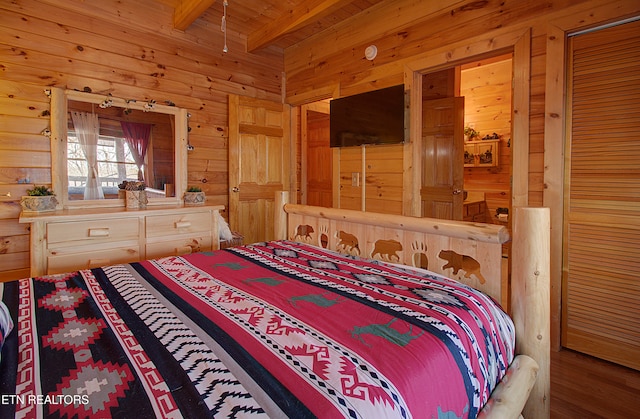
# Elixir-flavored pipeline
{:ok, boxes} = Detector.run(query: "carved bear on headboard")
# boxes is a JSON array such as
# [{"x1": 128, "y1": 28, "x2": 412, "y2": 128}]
[
  {"x1": 294, "y1": 224, "x2": 314, "y2": 241},
  {"x1": 438, "y1": 250, "x2": 486, "y2": 284},
  {"x1": 371, "y1": 239, "x2": 403, "y2": 262},
  {"x1": 336, "y1": 230, "x2": 360, "y2": 254}
]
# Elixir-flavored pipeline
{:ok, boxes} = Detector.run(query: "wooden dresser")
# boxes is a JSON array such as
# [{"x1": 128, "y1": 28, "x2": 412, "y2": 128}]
[{"x1": 19, "y1": 204, "x2": 224, "y2": 276}]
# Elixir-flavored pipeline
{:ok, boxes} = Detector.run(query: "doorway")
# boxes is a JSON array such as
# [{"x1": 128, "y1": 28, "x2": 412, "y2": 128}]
[
  {"x1": 419, "y1": 54, "x2": 513, "y2": 229},
  {"x1": 300, "y1": 102, "x2": 332, "y2": 207},
  {"x1": 459, "y1": 54, "x2": 513, "y2": 229}
]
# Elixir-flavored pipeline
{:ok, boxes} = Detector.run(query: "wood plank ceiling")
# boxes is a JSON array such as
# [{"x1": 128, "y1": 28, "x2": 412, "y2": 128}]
[{"x1": 157, "y1": 0, "x2": 386, "y2": 51}]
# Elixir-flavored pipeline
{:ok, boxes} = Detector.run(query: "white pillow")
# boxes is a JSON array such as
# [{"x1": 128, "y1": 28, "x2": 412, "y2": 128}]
[
  {"x1": 0, "y1": 301, "x2": 14, "y2": 362},
  {"x1": 216, "y1": 211, "x2": 234, "y2": 241}
]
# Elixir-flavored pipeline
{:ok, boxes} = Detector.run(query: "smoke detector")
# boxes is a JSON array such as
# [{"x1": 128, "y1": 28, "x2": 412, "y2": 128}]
[{"x1": 364, "y1": 45, "x2": 378, "y2": 61}]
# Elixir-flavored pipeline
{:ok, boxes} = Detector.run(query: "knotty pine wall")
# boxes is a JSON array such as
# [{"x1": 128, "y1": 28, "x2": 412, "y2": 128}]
[
  {"x1": 0, "y1": 0, "x2": 283, "y2": 280},
  {"x1": 330, "y1": 58, "x2": 512, "y2": 219},
  {"x1": 461, "y1": 55, "x2": 513, "y2": 222},
  {"x1": 284, "y1": 0, "x2": 639, "y2": 350},
  {"x1": 285, "y1": 0, "x2": 637, "y2": 209},
  {"x1": 334, "y1": 143, "x2": 404, "y2": 214}
]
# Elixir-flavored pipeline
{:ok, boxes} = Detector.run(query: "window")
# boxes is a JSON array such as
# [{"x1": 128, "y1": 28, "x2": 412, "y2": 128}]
[{"x1": 67, "y1": 133, "x2": 139, "y2": 196}]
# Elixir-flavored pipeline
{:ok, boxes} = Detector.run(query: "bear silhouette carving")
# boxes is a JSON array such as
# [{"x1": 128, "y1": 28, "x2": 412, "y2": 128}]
[
  {"x1": 336, "y1": 230, "x2": 360, "y2": 254},
  {"x1": 438, "y1": 250, "x2": 486, "y2": 284},
  {"x1": 371, "y1": 239, "x2": 402, "y2": 262},
  {"x1": 294, "y1": 224, "x2": 314, "y2": 241}
]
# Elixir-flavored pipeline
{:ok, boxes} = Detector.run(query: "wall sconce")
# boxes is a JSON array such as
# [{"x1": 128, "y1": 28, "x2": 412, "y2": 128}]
[{"x1": 365, "y1": 45, "x2": 377, "y2": 61}]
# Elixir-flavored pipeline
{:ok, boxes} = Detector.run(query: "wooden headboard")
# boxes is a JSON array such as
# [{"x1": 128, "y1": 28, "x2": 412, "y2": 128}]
[{"x1": 275, "y1": 194, "x2": 509, "y2": 306}]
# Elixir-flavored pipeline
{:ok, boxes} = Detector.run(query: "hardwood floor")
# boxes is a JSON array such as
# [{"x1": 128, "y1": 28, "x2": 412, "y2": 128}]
[{"x1": 551, "y1": 349, "x2": 640, "y2": 418}]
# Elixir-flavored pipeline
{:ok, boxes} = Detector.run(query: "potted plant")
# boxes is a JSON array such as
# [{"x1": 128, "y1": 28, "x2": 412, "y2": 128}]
[
  {"x1": 464, "y1": 126, "x2": 480, "y2": 142},
  {"x1": 21, "y1": 185, "x2": 58, "y2": 212},
  {"x1": 122, "y1": 180, "x2": 147, "y2": 209},
  {"x1": 184, "y1": 186, "x2": 205, "y2": 205}
]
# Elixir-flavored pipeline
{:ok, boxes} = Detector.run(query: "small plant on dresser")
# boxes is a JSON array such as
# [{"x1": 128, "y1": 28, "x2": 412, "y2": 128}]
[
  {"x1": 184, "y1": 186, "x2": 205, "y2": 205},
  {"x1": 21, "y1": 185, "x2": 58, "y2": 213}
]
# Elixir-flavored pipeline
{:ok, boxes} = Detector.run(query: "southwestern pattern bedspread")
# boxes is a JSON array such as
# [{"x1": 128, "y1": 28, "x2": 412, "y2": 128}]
[{"x1": 0, "y1": 240, "x2": 514, "y2": 418}]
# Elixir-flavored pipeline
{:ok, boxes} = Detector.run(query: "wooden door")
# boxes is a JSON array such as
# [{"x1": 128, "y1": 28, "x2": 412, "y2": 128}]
[
  {"x1": 302, "y1": 103, "x2": 332, "y2": 207},
  {"x1": 420, "y1": 97, "x2": 464, "y2": 220},
  {"x1": 562, "y1": 19, "x2": 640, "y2": 370},
  {"x1": 228, "y1": 95, "x2": 290, "y2": 245}
]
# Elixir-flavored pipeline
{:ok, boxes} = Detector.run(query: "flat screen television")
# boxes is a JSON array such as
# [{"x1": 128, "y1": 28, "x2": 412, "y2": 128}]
[{"x1": 330, "y1": 84, "x2": 405, "y2": 147}]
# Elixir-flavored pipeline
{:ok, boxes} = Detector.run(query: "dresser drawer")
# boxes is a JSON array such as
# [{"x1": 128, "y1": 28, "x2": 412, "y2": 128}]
[
  {"x1": 47, "y1": 218, "x2": 140, "y2": 245},
  {"x1": 48, "y1": 246, "x2": 140, "y2": 274},
  {"x1": 146, "y1": 235, "x2": 212, "y2": 259},
  {"x1": 145, "y1": 212, "x2": 211, "y2": 238}
]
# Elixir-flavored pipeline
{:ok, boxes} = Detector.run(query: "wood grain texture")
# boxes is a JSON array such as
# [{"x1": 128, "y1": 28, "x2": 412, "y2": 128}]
[{"x1": 551, "y1": 349, "x2": 640, "y2": 419}]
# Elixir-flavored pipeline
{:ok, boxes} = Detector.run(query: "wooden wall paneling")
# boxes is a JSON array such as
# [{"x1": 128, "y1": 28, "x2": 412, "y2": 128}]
[
  {"x1": 0, "y1": 0, "x2": 284, "y2": 278},
  {"x1": 0, "y1": 80, "x2": 52, "y2": 280},
  {"x1": 363, "y1": 144, "x2": 403, "y2": 215},
  {"x1": 336, "y1": 146, "x2": 362, "y2": 211},
  {"x1": 404, "y1": 69, "x2": 422, "y2": 217},
  {"x1": 285, "y1": 0, "x2": 540, "y2": 95},
  {"x1": 460, "y1": 56, "x2": 512, "y2": 223},
  {"x1": 511, "y1": 29, "x2": 532, "y2": 208},
  {"x1": 2, "y1": 0, "x2": 276, "y2": 90},
  {"x1": 300, "y1": 104, "x2": 309, "y2": 205}
]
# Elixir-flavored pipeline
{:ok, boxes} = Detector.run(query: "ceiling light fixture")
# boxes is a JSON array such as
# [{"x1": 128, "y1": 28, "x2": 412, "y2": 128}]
[
  {"x1": 221, "y1": 1, "x2": 228, "y2": 53},
  {"x1": 364, "y1": 45, "x2": 377, "y2": 61}
]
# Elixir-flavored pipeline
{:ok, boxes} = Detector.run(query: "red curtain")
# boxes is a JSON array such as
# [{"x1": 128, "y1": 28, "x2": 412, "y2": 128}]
[{"x1": 120, "y1": 121, "x2": 151, "y2": 181}]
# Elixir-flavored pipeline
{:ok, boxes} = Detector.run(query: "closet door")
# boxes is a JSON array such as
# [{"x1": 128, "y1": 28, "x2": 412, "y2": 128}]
[{"x1": 563, "y1": 19, "x2": 640, "y2": 370}]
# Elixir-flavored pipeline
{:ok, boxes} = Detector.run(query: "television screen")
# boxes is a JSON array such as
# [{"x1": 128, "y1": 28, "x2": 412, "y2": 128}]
[{"x1": 330, "y1": 85, "x2": 405, "y2": 147}]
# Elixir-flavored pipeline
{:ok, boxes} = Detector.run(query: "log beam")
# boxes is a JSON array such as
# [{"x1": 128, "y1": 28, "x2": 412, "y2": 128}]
[
  {"x1": 174, "y1": 0, "x2": 216, "y2": 31},
  {"x1": 247, "y1": 0, "x2": 355, "y2": 52}
]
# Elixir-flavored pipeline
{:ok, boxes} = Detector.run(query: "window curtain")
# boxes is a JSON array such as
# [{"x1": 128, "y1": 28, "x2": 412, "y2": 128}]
[
  {"x1": 120, "y1": 122, "x2": 151, "y2": 182},
  {"x1": 70, "y1": 111, "x2": 104, "y2": 199}
]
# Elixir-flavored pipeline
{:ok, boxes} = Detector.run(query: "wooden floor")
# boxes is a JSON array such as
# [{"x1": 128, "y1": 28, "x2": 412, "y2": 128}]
[{"x1": 551, "y1": 349, "x2": 640, "y2": 418}]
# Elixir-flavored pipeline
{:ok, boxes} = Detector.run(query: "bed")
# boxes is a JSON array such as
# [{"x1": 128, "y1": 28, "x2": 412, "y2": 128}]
[{"x1": 0, "y1": 196, "x2": 550, "y2": 418}]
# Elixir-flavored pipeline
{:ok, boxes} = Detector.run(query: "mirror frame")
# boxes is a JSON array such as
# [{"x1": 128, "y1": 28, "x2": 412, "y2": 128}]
[{"x1": 50, "y1": 88, "x2": 188, "y2": 209}]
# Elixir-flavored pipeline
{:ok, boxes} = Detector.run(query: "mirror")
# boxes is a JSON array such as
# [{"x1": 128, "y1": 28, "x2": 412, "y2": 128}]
[{"x1": 50, "y1": 88, "x2": 188, "y2": 208}]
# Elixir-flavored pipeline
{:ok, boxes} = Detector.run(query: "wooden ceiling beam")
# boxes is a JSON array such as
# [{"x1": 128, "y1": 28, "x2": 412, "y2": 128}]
[
  {"x1": 247, "y1": 0, "x2": 355, "y2": 52},
  {"x1": 173, "y1": 0, "x2": 216, "y2": 30}
]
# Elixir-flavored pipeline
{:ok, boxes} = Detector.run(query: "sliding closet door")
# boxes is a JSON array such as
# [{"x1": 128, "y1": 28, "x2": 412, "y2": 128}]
[{"x1": 562, "y1": 19, "x2": 640, "y2": 370}]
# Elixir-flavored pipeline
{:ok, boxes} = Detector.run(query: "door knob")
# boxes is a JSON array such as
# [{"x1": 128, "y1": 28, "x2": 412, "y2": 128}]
[
  {"x1": 232, "y1": 186, "x2": 240, "y2": 193},
  {"x1": 452, "y1": 189, "x2": 462, "y2": 195}
]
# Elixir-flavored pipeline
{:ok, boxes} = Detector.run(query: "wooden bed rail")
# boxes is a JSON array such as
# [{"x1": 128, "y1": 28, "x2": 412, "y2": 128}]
[{"x1": 280, "y1": 202, "x2": 510, "y2": 244}]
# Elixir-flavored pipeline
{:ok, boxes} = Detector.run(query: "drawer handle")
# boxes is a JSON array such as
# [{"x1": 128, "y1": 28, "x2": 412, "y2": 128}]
[
  {"x1": 89, "y1": 258, "x2": 110, "y2": 267},
  {"x1": 88, "y1": 228, "x2": 110, "y2": 237},
  {"x1": 175, "y1": 221, "x2": 191, "y2": 229},
  {"x1": 176, "y1": 246, "x2": 193, "y2": 255}
]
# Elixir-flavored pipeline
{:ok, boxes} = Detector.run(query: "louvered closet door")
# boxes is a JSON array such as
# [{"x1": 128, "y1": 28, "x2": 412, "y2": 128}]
[{"x1": 563, "y1": 19, "x2": 640, "y2": 370}]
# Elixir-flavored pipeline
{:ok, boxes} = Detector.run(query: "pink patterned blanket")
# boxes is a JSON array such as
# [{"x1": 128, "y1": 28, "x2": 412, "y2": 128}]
[{"x1": 0, "y1": 240, "x2": 514, "y2": 418}]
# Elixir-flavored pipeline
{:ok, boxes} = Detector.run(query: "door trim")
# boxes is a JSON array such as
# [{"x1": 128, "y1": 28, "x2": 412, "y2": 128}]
[{"x1": 404, "y1": 27, "x2": 530, "y2": 217}]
